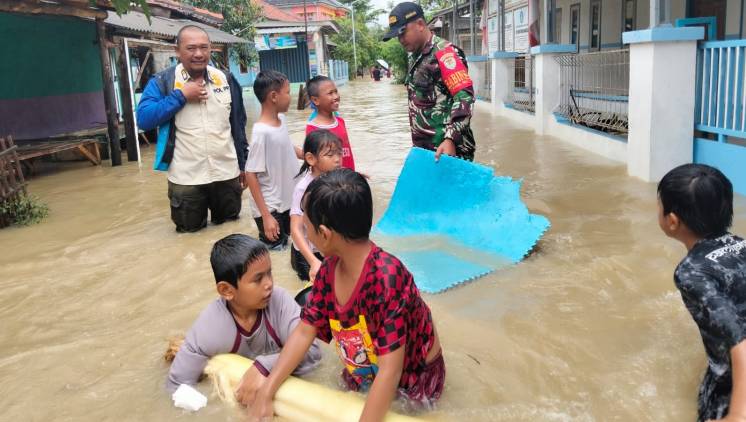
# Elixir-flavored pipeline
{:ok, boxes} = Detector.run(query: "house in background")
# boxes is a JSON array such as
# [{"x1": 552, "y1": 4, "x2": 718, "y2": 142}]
[
  {"x1": 0, "y1": 0, "x2": 249, "y2": 171},
  {"x1": 253, "y1": 19, "x2": 340, "y2": 83},
  {"x1": 264, "y1": 0, "x2": 349, "y2": 21}
]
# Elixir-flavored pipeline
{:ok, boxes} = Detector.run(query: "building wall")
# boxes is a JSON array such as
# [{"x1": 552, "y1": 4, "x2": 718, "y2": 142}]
[
  {"x1": 289, "y1": 4, "x2": 346, "y2": 21},
  {"x1": 725, "y1": 0, "x2": 743, "y2": 39},
  {"x1": 552, "y1": 0, "x2": 742, "y2": 51},
  {"x1": 0, "y1": 13, "x2": 106, "y2": 140},
  {"x1": 228, "y1": 54, "x2": 258, "y2": 88}
]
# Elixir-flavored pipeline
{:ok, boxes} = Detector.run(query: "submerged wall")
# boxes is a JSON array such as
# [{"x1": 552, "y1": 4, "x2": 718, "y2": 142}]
[{"x1": 0, "y1": 13, "x2": 106, "y2": 140}]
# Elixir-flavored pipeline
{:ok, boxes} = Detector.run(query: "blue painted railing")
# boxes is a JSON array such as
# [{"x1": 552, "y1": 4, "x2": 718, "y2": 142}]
[
  {"x1": 694, "y1": 39, "x2": 746, "y2": 196},
  {"x1": 328, "y1": 59, "x2": 349, "y2": 85},
  {"x1": 695, "y1": 40, "x2": 746, "y2": 140},
  {"x1": 675, "y1": 17, "x2": 717, "y2": 41}
]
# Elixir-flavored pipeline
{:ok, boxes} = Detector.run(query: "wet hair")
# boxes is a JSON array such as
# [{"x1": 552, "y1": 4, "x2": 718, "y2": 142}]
[
  {"x1": 176, "y1": 25, "x2": 210, "y2": 46},
  {"x1": 306, "y1": 75, "x2": 333, "y2": 98},
  {"x1": 253, "y1": 70, "x2": 288, "y2": 103},
  {"x1": 303, "y1": 168, "x2": 372, "y2": 241},
  {"x1": 658, "y1": 163, "x2": 733, "y2": 238},
  {"x1": 297, "y1": 129, "x2": 343, "y2": 177},
  {"x1": 210, "y1": 234, "x2": 269, "y2": 288}
]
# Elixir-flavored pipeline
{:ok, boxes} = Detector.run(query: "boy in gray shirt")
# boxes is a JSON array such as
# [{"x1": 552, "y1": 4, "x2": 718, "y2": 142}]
[{"x1": 167, "y1": 234, "x2": 321, "y2": 404}]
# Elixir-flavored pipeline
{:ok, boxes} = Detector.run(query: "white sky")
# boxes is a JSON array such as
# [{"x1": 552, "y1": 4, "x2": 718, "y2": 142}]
[{"x1": 369, "y1": 0, "x2": 394, "y2": 27}]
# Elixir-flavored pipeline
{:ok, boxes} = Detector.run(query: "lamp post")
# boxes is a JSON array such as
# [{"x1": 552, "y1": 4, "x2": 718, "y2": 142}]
[{"x1": 351, "y1": 2, "x2": 358, "y2": 78}]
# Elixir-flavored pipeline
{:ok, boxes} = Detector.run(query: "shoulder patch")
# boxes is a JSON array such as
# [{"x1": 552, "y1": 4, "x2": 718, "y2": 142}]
[{"x1": 435, "y1": 45, "x2": 472, "y2": 95}]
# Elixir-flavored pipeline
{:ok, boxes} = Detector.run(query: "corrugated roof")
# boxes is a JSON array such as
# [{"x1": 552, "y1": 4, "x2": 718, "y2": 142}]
[
  {"x1": 105, "y1": 10, "x2": 249, "y2": 44},
  {"x1": 256, "y1": 26, "x2": 320, "y2": 35},
  {"x1": 146, "y1": 0, "x2": 224, "y2": 26},
  {"x1": 264, "y1": 0, "x2": 349, "y2": 11}
]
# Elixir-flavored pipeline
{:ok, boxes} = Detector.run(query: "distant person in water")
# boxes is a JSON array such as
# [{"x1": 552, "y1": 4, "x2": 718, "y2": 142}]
[
  {"x1": 658, "y1": 164, "x2": 746, "y2": 422},
  {"x1": 372, "y1": 66, "x2": 382, "y2": 82}
]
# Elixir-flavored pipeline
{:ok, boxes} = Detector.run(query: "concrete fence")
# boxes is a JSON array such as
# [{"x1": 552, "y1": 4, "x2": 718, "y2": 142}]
[{"x1": 475, "y1": 26, "x2": 720, "y2": 187}]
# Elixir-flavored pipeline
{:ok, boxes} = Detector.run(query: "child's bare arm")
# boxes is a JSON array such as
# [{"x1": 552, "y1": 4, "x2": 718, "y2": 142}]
[
  {"x1": 245, "y1": 172, "x2": 279, "y2": 241},
  {"x1": 290, "y1": 215, "x2": 322, "y2": 279},
  {"x1": 249, "y1": 322, "x2": 318, "y2": 420},
  {"x1": 716, "y1": 340, "x2": 746, "y2": 422},
  {"x1": 359, "y1": 347, "x2": 405, "y2": 422}
]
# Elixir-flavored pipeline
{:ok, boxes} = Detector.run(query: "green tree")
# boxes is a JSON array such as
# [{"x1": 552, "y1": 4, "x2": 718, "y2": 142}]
[
  {"x1": 381, "y1": 39, "x2": 408, "y2": 83},
  {"x1": 330, "y1": 17, "x2": 382, "y2": 73},
  {"x1": 338, "y1": 0, "x2": 384, "y2": 24},
  {"x1": 185, "y1": 0, "x2": 263, "y2": 66},
  {"x1": 107, "y1": 0, "x2": 149, "y2": 15}
]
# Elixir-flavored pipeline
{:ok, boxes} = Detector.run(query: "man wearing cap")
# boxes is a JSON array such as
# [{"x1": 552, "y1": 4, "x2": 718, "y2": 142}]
[{"x1": 383, "y1": 2, "x2": 476, "y2": 161}]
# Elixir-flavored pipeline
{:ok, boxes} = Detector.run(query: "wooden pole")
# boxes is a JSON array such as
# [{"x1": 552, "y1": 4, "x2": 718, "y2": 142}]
[
  {"x1": 96, "y1": 18, "x2": 122, "y2": 166},
  {"x1": 117, "y1": 38, "x2": 138, "y2": 162}
]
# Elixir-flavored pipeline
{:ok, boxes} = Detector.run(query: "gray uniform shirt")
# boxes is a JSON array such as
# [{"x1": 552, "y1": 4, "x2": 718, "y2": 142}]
[{"x1": 166, "y1": 286, "x2": 322, "y2": 392}]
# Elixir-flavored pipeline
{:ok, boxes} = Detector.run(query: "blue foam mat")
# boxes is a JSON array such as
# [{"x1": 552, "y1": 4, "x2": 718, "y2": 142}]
[{"x1": 372, "y1": 148, "x2": 550, "y2": 293}]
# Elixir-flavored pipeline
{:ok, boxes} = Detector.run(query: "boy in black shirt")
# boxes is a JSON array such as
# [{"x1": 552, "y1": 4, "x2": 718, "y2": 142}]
[{"x1": 658, "y1": 164, "x2": 746, "y2": 422}]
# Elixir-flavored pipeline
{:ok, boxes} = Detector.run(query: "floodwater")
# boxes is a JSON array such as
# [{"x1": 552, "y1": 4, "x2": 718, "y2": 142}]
[{"x1": 1, "y1": 80, "x2": 745, "y2": 422}]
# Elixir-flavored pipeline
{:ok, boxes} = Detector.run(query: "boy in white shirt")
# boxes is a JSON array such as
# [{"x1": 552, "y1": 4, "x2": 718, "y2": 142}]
[{"x1": 245, "y1": 71, "x2": 300, "y2": 250}]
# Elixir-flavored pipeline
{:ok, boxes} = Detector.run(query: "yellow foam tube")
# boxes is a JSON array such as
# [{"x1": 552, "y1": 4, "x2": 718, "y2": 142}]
[{"x1": 204, "y1": 354, "x2": 424, "y2": 422}]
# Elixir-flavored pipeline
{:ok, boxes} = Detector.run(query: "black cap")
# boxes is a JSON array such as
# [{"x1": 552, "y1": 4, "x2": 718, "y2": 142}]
[{"x1": 382, "y1": 2, "x2": 424, "y2": 41}]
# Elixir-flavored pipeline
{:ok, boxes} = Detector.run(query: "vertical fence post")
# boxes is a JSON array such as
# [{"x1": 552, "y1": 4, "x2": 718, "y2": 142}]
[
  {"x1": 623, "y1": 26, "x2": 704, "y2": 182},
  {"x1": 530, "y1": 44, "x2": 577, "y2": 134},
  {"x1": 491, "y1": 52, "x2": 519, "y2": 109}
]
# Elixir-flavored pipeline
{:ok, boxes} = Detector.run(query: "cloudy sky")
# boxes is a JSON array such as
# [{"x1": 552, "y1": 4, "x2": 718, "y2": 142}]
[{"x1": 368, "y1": 0, "x2": 394, "y2": 27}]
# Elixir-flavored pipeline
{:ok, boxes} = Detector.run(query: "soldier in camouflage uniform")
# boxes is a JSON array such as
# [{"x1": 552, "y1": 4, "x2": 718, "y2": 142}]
[{"x1": 383, "y1": 2, "x2": 476, "y2": 161}]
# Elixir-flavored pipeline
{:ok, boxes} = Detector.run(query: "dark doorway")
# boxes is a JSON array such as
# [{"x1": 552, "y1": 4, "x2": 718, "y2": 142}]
[{"x1": 689, "y1": 0, "x2": 726, "y2": 40}]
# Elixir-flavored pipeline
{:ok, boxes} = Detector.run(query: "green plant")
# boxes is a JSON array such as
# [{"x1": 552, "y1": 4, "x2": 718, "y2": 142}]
[
  {"x1": 0, "y1": 194, "x2": 49, "y2": 227},
  {"x1": 381, "y1": 39, "x2": 408, "y2": 84},
  {"x1": 330, "y1": 17, "x2": 383, "y2": 72},
  {"x1": 186, "y1": 0, "x2": 263, "y2": 67}
]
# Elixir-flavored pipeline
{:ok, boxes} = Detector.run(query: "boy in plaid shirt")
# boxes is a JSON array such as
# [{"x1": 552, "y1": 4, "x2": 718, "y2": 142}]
[{"x1": 250, "y1": 169, "x2": 444, "y2": 421}]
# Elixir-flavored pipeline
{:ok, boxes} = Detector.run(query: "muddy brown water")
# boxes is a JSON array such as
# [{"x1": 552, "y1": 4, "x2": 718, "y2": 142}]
[{"x1": 1, "y1": 80, "x2": 745, "y2": 421}]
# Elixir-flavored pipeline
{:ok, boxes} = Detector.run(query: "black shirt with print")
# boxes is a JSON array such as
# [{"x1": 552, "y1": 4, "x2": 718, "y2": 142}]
[{"x1": 674, "y1": 234, "x2": 746, "y2": 421}]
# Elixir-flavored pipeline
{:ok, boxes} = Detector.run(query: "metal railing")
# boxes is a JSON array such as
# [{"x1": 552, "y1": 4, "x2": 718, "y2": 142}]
[
  {"x1": 328, "y1": 59, "x2": 349, "y2": 84},
  {"x1": 470, "y1": 59, "x2": 492, "y2": 101},
  {"x1": 554, "y1": 49, "x2": 630, "y2": 136},
  {"x1": 508, "y1": 55, "x2": 535, "y2": 113},
  {"x1": 695, "y1": 40, "x2": 746, "y2": 141}
]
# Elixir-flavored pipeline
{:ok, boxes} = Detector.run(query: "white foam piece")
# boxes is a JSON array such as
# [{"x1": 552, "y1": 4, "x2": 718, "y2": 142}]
[{"x1": 172, "y1": 383, "x2": 207, "y2": 412}]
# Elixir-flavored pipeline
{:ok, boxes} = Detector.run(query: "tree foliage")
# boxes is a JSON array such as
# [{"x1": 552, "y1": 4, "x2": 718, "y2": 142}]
[
  {"x1": 418, "y1": 0, "x2": 457, "y2": 13},
  {"x1": 185, "y1": 0, "x2": 263, "y2": 66},
  {"x1": 329, "y1": 17, "x2": 383, "y2": 72},
  {"x1": 381, "y1": 39, "x2": 408, "y2": 83},
  {"x1": 338, "y1": 0, "x2": 385, "y2": 24},
  {"x1": 107, "y1": 0, "x2": 150, "y2": 16}
]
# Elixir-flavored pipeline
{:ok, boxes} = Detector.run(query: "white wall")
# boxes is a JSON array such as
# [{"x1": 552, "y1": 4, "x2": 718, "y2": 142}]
[{"x1": 726, "y1": 0, "x2": 743, "y2": 38}]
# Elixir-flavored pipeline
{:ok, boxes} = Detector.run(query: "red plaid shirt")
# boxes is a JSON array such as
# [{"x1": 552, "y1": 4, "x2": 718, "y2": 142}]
[{"x1": 301, "y1": 243, "x2": 436, "y2": 391}]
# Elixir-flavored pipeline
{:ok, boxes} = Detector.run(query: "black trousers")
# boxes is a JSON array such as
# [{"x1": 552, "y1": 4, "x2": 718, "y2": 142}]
[
  {"x1": 290, "y1": 246, "x2": 324, "y2": 281},
  {"x1": 167, "y1": 177, "x2": 241, "y2": 233},
  {"x1": 253, "y1": 210, "x2": 291, "y2": 251}
]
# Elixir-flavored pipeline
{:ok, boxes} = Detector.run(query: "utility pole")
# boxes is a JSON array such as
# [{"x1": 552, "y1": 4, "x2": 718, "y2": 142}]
[
  {"x1": 352, "y1": 4, "x2": 357, "y2": 77},
  {"x1": 452, "y1": 0, "x2": 457, "y2": 42},
  {"x1": 469, "y1": 0, "x2": 474, "y2": 54}
]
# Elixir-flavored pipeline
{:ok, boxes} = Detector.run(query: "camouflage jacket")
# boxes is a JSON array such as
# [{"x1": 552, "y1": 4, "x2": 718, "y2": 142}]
[{"x1": 405, "y1": 34, "x2": 475, "y2": 160}]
